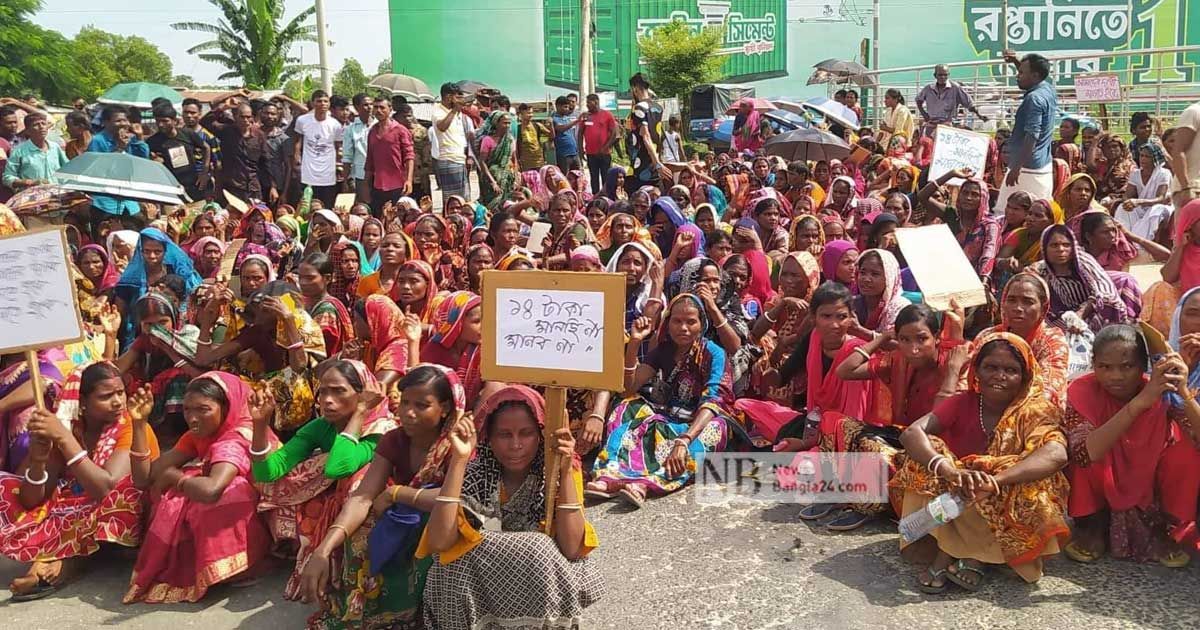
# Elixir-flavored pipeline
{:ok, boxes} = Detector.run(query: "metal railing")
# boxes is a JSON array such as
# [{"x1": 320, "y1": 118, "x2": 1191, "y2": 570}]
[{"x1": 854, "y1": 45, "x2": 1200, "y2": 135}]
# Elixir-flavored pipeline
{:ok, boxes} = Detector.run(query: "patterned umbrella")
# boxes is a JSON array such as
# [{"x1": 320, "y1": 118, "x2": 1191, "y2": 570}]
[{"x1": 52, "y1": 153, "x2": 185, "y2": 205}]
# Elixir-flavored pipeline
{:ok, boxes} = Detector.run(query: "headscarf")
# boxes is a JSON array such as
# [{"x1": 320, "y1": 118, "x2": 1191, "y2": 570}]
[
  {"x1": 1173, "y1": 199, "x2": 1200, "y2": 292},
  {"x1": 595, "y1": 212, "x2": 642, "y2": 250},
  {"x1": 180, "y1": 371, "x2": 273, "y2": 458},
  {"x1": 655, "y1": 294, "x2": 718, "y2": 376},
  {"x1": 606, "y1": 242, "x2": 659, "y2": 315},
  {"x1": 276, "y1": 214, "x2": 302, "y2": 242},
  {"x1": 675, "y1": 223, "x2": 706, "y2": 260},
  {"x1": 234, "y1": 204, "x2": 273, "y2": 239},
  {"x1": 326, "y1": 239, "x2": 361, "y2": 306},
  {"x1": 116, "y1": 227, "x2": 202, "y2": 303},
  {"x1": 742, "y1": 249, "x2": 778, "y2": 306},
  {"x1": 311, "y1": 209, "x2": 344, "y2": 233},
  {"x1": 1053, "y1": 173, "x2": 1104, "y2": 220},
  {"x1": 75, "y1": 244, "x2": 119, "y2": 292},
  {"x1": 821, "y1": 175, "x2": 858, "y2": 222},
  {"x1": 604, "y1": 166, "x2": 628, "y2": 200},
  {"x1": 1009, "y1": 199, "x2": 1065, "y2": 266},
  {"x1": 821, "y1": 240, "x2": 858, "y2": 284},
  {"x1": 362, "y1": 294, "x2": 411, "y2": 374},
  {"x1": 789, "y1": 214, "x2": 826, "y2": 255},
  {"x1": 240, "y1": 252, "x2": 278, "y2": 281},
  {"x1": 359, "y1": 217, "x2": 386, "y2": 272},
  {"x1": 569, "y1": 244, "x2": 602, "y2": 267},
  {"x1": 106, "y1": 229, "x2": 140, "y2": 259},
  {"x1": 400, "y1": 259, "x2": 439, "y2": 321},
  {"x1": 1035, "y1": 224, "x2": 1129, "y2": 323},
  {"x1": 650, "y1": 196, "x2": 687, "y2": 255},
  {"x1": 429, "y1": 291, "x2": 481, "y2": 349},
  {"x1": 857, "y1": 249, "x2": 910, "y2": 332},
  {"x1": 1168, "y1": 286, "x2": 1200, "y2": 409},
  {"x1": 732, "y1": 100, "x2": 763, "y2": 153},
  {"x1": 496, "y1": 251, "x2": 536, "y2": 271}
]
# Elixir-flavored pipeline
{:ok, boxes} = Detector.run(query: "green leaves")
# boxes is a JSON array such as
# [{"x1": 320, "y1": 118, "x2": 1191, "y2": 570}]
[
  {"x1": 637, "y1": 20, "x2": 727, "y2": 105},
  {"x1": 172, "y1": 0, "x2": 317, "y2": 90}
]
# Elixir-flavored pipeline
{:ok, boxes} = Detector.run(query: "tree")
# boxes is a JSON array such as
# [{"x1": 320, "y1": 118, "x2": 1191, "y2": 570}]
[
  {"x1": 172, "y1": 0, "x2": 318, "y2": 89},
  {"x1": 283, "y1": 75, "x2": 316, "y2": 102},
  {"x1": 376, "y1": 58, "x2": 392, "y2": 75},
  {"x1": 70, "y1": 26, "x2": 173, "y2": 99},
  {"x1": 332, "y1": 58, "x2": 370, "y2": 97},
  {"x1": 637, "y1": 20, "x2": 726, "y2": 109},
  {"x1": 172, "y1": 74, "x2": 198, "y2": 89},
  {"x1": 0, "y1": 0, "x2": 84, "y2": 103}
]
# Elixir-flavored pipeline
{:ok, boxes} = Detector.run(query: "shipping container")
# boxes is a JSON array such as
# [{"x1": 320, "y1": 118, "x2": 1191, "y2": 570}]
[{"x1": 544, "y1": 0, "x2": 788, "y2": 93}]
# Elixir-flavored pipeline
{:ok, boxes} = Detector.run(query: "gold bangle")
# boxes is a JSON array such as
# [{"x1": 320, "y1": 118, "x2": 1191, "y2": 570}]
[
  {"x1": 329, "y1": 524, "x2": 348, "y2": 539},
  {"x1": 390, "y1": 485, "x2": 401, "y2": 503},
  {"x1": 434, "y1": 495, "x2": 462, "y2": 504},
  {"x1": 555, "y1": 503, "x2": 583, "y2": 510}
]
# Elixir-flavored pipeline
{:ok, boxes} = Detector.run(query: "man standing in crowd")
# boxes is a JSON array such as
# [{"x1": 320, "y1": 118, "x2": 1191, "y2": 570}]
[
  {"x1": 580, "y1": 93, "x2": 619, "y2": 194},
  {"x1": 432, "y1": 82, "x2": 471, "y2": 199},
  {"x1": 259, "y1": 101, "x2": 291, "y2": 204},
  {"x1": 661, "y1": 115, "x2": 685, "y2": 164},
  {"x1": 181, "y1": 98, "x2": 221, "y2": 197},
  {"x1": 342, "y1": 93, "x2": 372, "y2": 200},
  {"x1": 997, "y1": 51, "x2": 1056, "y2": 211},
  {"x1": 0, "y1": 106, "x2": 19, "y2": 202},
  {"x1": 916, "y1": 64, "x2": 989, "y2": 135},
  {"x1": 395, "y1": 102, "x2": 432, "y2": 201},
  {"x1": 87, "y1": 106, "x2": 150, "y2": 158},
  {"x1": 362, "y1": 97, "x2": 414, "y2": 211},
  {"x1": 2, "y1": 111, "x2": 67, "y2": 194},
  {"x1": 626, "y1": 72, "x2": 666, "y2": 195},
  {"x1": 1169, "y1": 99, "x2": 1200, "y2": 209},
  {"x1": 203, "y1": 99, "x2": 272, "y2": 202},
  {"x1": 551, "y1": 95, "x2": 581, "y2": 173},
  {"x1": 516, "y1": 103, "x2": 550, "y2": 174},
  {"x1": 293, "y1": 90, "x2": 344, "y2": 207},
  {"x1": 147, "y1": 104, "x2": 209, "y2": 200}
]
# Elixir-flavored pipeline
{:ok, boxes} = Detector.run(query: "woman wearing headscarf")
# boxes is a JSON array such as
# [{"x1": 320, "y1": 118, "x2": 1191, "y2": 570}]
[
  {"x1": 189, "y1": 237, "x2": 227, "y2": 280},
  {"x1": 1116, "y1": 141, "x2": 1172, "y2": 250},
  {"x1": 348, "y1": 295, "x2": 422, "y2": 392},
  {"x1": 676, "y1": 257, "x2": 757, "y2": 396},
  {"x1": 590, "y1": 294, "x2": 734, "y2": 507},
  {"x1": 297, "y1": 252, "x2": 355, "y2": 358},
  {"x1": 595, "y1": 212, "x2": 642, "y2": 265},
  {"x1": 0, "y1": 363, "x2": 159, "y2": 600},
  {"x1": 1062, "y1": 325, "x2": 1200, "y2": 567},
  {"x1": 356, "y1": 230, "x2": 417, "y2": 303},
  {"x1": 113, "y1": 228, "x2": 203, "y2": 351},
  {"x1": 357, "y1": 217, "x2": 385, "y2": 274},
  {"x1": 747, "y1": 252, "x2": 820, "y2": 406},
  {"x1": 116, "y1": 290, "x2": 204, "y2": 431},
  {"x1": 305, "y1": 209, "x2": 344, "y2": 256},
  {"x1": 1141, "y1": 200, "x2": 1200, "y2": 337},
  {"x1": 820, "y1": 240, "x2": 859, "y2": 287},
  {"x1": 327, "y1": 239, "x2": 367, "y2": 310},
  {"x1": 420, "y1": 291, "x2": 485, "y2": 405},
  {"x1": 605, "y1": 242, "x2": 665, "y2": 345},
  {"x1": 1030, "y1": 225, "x2": 1135, "y2": 332},
  {"x1": 542, "y1": 191, "x2": 595, "y2": 270},
  {"x1": 75, "y1": 244, "x2": 120, "y2": 297},
  {"x1": 252, "y1": 359, "x2": 399, "y2": 599},
  {"x1": 731, "y1": 98, "x2": 764, "y2": 154},
  {"x1": 819, "y1": 175, "x2": 859, "y2": 227},
  {"x1": 125, "y1": 372, "x2": 279, "y2": 603},
  {"x1": 916, "y1": 170, "x2": 1000, "y2": 278},
  {"x1": 995, "y1": 199, "x2": 1063, "y2": 276},
  {"x1": 852, "y1": 249, "x2": 913, "y2": 333},
  {"x1": 1086, "y1": 133, "x2": 1135, "y2": 200},
  {"x1": 476, "y1": 111, "x2": 519, "y2": 207},
  {"x1": 895, "y1": 333, "x2": 1069, "y2": 590},
  {"x1": 419, "y1": 385, "x2": 602, "y2": 627},
  {"x1": 648, "y1": 196, "x2": 687, "y2": 259},
  {"x1": 299, "y1": 365, "x2": 461, "y2": 629},
  {"x1": 411, "y1": 213, "x2": 468, "y2": 291}
]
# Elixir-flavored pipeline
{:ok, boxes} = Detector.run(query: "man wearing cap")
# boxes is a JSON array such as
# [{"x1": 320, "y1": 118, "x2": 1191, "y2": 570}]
[{"x1": 431, "y1": 82, "x2": 471, "y2": 199}]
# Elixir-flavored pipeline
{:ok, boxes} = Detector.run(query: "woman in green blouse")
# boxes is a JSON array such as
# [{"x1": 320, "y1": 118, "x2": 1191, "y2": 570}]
[{"x1": 250, "y1": 359, "x2": 397, "y2": 600}]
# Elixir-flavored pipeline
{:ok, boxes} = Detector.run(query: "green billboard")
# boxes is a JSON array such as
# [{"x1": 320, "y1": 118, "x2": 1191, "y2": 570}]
[{"x1": 386, "y1": 0, "x2": 1198, "y2": 99}]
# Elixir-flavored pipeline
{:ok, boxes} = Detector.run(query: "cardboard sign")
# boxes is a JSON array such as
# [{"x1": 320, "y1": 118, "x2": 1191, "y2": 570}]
[
  {"x1": 895, "y1": 225, "x2": 987, "y2": 311},
  {"x1": 334, "y1": 193, "x2": 357, "y2": 212},
  {"x1": 0, "y1": 228, "x2": 85, "y2": 353},
  {"x1": 222, "y1": 189, "x2": 249, "y2": 215},
  {"x1": 1075, "y1": 73, "x2": 1122, "y2": 104},
  {"x1": 480, "y1": 270, "x2": 625, "y2": 391},
  {"x1": 929, "y1": 125, "x2": 990, "y2": 184}
]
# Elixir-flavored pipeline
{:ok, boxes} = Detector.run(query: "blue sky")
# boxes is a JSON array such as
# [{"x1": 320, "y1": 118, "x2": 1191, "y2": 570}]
[{"x1": 33, "y1": 0, "x2": 394, "y2": 85}]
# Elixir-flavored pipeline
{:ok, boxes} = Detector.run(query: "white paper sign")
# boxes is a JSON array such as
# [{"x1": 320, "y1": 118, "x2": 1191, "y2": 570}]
[
  {"x1": 525, "y1": 221, "x2": 553, "y2": 255},
  {"x1": 895, "y1": 224, "x2": 987, "y2": 310},
  {"x1": 1074, "y1": 73, "x2": 1121, "y2": 104},
  {"x1": 929, "y1": 125, "x2": 990, "y2": 183},
  {"x1": 0, "y1": 229, "x2": 84, "y2": 352},
  {"x1": 494, "y1": 288, "x2": 605, "y2": 372}
]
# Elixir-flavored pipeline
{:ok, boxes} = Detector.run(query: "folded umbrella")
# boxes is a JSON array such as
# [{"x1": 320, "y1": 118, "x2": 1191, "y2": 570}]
[
  {"x1": 52, "y1": 153, "x2": 185, "y2": 205},
  {"x1": 763, "y1": 128, "x2": 851, "y2": 162},
  {"x1": 98, "y1": 82, "x2": 182, "y2": 109},
  {"x1": 368, "y1": 73, "x2": 435, "y2": 102}
]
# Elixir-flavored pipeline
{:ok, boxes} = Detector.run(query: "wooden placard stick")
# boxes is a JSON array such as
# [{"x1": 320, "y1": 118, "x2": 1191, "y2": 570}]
[
  {"x1": 543, "y1": 386, "x2": 567, "y2": 533},
  {"x1": 24, "y1": 350, "x2": 51, "y2": 456}
]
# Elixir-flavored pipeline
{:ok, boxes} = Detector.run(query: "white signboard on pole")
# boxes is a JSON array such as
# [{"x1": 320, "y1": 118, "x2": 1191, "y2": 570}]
[{"x1": 1074, "y1": 73, "x2": 1122, "y2": 103}]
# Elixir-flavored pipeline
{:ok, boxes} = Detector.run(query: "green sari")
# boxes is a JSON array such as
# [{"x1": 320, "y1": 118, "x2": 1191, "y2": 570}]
[{"x1": 478, "y1": 111, "x2": 516, "y2": 206}]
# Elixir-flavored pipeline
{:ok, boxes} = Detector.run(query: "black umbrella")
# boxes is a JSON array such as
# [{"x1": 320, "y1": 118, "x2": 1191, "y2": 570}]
[
  {"x1": 809, "y1": 59, "x2": 878, "y2": 87},
  {"x1": 763, "y1": 128, "x2": 851, "y2": 162},
  {"x1": 455, "y1": 80, "x2": 495, "y2": 95},
  {"x1": 813, "y1": 58, "x2": 869, "y2": 75}
]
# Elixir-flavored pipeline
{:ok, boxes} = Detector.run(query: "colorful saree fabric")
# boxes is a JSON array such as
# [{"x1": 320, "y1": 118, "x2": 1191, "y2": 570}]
[{"x1": 306, "y1": 294, "x2": 355, "y2": 357}]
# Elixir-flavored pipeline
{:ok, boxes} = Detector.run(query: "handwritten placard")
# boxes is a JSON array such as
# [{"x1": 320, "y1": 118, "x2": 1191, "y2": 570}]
[
  {"x1": 480, "y1": 270, "x2": 625, "y2": 391},
  {"x1": 0, "y1": 228, "x2": 85, "y2": 353},
  {"x1": 929, "y1": 125, "x2": 990, "y2": 183},
  {"x1": 895, "y1": 224, "x2": 987, "y2": 310},
  {"x1": 1074, "y1": 73, "x2": 1121, "y2": 104}
]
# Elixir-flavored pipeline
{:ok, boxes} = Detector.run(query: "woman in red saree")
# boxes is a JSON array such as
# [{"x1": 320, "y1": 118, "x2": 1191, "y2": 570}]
[
  {"x1": 746, "y1": 251, "x2": 818, "y2": 406},
  {"x1": 0, "y1": 363, "x2": 159, "y2": 600},
  {"x1": 420, "y1": 291, "x2": 485, "y2": 405},
  {"x1": 124, "y1": 371, "x2": 279, "y2": 603},
  {"x1": 298, "y1": 252, "x2": 355, "y2": 357},
  {"x1": 410, "y1": 213, "x2": 467, "y2": 291},
  {"x1": 252, "y1": 360, "x2": 398, "y2": 599},
  {"x1": 895, "y1": 333, "x2": 1069, "y2": 591},
  {"x1": 1063, "y1": 325, "x2": 1200, "y2": 567},
  {"x1": 350, "y1": 295, "x2": 422, "y2": 393}
]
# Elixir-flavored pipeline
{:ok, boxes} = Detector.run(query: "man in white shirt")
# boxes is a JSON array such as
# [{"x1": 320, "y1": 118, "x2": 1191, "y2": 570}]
[
  {"x1": 432, "y1": 82, "x2": 470, "y2": 199},
  {"x1": 292, "y1": 89, "x2": 344, "y2": 208},
  {"x1": 341, "y1": 92, "x2": 373, "y2": 202},
  {"x1": 1168, "y1": 100, "x2": 1200, "y2": 209}
]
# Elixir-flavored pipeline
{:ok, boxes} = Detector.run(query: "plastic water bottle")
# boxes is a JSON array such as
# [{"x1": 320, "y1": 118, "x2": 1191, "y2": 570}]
[
  {"x1": 898, "y1": 492, "x2": 965, "y2": 543},
  {"x1": 298, "y1": 185, "x2": 314, "y2": 219}
]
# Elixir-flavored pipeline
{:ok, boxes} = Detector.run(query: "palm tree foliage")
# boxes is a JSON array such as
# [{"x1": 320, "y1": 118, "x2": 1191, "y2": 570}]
[{"x1": 172, "y1": 0, "x2": 318, "y2": 89}]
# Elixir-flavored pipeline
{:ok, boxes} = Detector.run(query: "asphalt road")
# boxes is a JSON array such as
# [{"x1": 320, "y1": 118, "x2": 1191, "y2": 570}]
[{"x1": 3, "y1": 488, "x2": 1198, "y2": 629}]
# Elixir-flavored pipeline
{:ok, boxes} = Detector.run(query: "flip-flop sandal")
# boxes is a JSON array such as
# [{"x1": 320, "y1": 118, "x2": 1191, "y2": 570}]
[
  {"x1": 1064, "y1": 540, "x2": 1101, "y2": 564},
  {"x1": 945, "y1": 559, "x2": 986, "y2": 592},
  {"x1": 917, "y1": 568, "x2": 949, "y2": 595},
  {"x1": 10, "y1": 578, "x2": 58, "y2": 602},
  {"x1": 1159, "y1": 550, "x2": 1191, "y2": 569},
  {"x1": 618, "y1": 486, "x2": 646, "y2": 509},
  {"x1": 584, "y1": 482, "x2": 617, "y2": 500},
  {"x1": 826, "y1": 508, "x2": 872, "y2": 531},
  {"x1": 798, "y1": 503, "x2": 837, "y2": 521}
]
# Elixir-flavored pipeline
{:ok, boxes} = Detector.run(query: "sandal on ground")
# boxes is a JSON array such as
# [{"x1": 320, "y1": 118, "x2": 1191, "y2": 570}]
[
  {"x1": 798, "y1": 503, "x2": 838, "y2": 521},
  {"x1": 1064, "y1": 540, "x2": 1102, "y2": 564},
  {"x1": 916, "y1": 567, "x2": 949, "y2": 595},
  {"x1": 1159, "y1": 550, "x2": 1191, "y2": 569},
  {"x1": 618, "y1": 484, "x2": 647, "y2": 509},
  {"x1": 584, "y1": 481, "x2": 617, "y2": 500},
  {"x1": 945, "y1": 559, "x2": 986, "y2": 592},
  {"x1": 9, "y1": 576, "x2": 58, "y2": 602},
  {"x1": 826, "y1": 508, "x2": 872, "y2": 531}
]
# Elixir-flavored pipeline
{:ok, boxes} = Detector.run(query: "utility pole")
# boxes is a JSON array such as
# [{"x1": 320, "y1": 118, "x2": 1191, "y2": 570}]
[
  {"x1": 315, "y1": 0, "x2": 332, "y2": 94},
  {"x1": 872, "y1": 0, "x2": 880, "y2": 123},
  {"x1": 580, "y1": 0, "x2": 594, "y2": 97}
]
